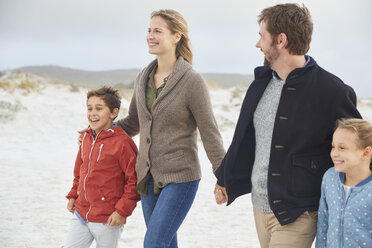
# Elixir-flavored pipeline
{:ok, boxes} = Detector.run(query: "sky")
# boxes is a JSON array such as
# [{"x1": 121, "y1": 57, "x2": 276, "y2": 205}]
[{"x1": 1, "y1": 0, "x2": 372, "y2": 97}]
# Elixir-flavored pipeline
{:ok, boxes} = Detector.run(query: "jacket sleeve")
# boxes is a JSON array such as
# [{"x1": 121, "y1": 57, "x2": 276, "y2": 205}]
[
  {"x1": 215, "y1": 154, "x2": 227, "y2": 186},
  {"x1": 188, "y1": 74, "x2": 226, "y2": 173},
  {"x1": 315, "y1": 174, "x2": 329, "y2": 248},
  {"x1": 334, "y1": 85, "x2": 362, "y2": 120},
  {"x1": 66, "y1": 146, "x2": 83, "y2": 200},
  {"x1": 117, "y1": 83, "x2": 140, "y2": 137},
  {"x1": 114, "y1": 137, "x2": 140, "y2": 222}
]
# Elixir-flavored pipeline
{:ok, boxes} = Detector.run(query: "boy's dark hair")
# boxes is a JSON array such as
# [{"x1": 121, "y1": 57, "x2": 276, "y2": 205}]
[
  {"x1": 87, "y1": 86, "x2": 121, "y2": 113},
  {"x1": 258, "y1": 3, "x2": 313, "y2": 55}
]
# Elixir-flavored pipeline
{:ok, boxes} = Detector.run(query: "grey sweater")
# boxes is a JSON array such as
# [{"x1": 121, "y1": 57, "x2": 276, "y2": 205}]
[
  {"x1": 251, "y1": 76, "x2": 285, "y2": 212},
  {"x1": 118, "y1": 57, "x2": 225, "y2": 188}
]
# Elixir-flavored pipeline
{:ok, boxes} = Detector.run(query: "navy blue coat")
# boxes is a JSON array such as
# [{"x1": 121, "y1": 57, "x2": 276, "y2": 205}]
[{"x1": 215, "y1": 57, "x2": 361, "y2": 225}]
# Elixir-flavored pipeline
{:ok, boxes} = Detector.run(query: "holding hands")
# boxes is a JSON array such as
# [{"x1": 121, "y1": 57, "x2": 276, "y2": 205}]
[{"x1": 214, "y1": 183, "x2": 228, "y2": 204}]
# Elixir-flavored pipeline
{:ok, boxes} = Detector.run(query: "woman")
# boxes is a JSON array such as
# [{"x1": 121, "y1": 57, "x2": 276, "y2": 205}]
[{"x1": 117, "y1": 9, "x2": 225, "y2": 248}]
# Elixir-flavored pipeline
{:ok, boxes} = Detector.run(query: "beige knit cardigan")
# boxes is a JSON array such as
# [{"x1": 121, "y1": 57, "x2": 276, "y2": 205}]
[{"x1": 117, "y1": 56, "x2": 225, "y2": 188}]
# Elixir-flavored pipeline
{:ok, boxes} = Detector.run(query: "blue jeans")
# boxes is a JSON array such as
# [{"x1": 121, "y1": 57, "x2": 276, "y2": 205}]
[{"x1": 141, "y1": 177, "x2": 200, "y2": 248}]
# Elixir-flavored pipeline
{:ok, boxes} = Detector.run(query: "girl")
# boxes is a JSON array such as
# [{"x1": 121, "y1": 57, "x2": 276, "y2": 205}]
[
  {"x1": 116, "y1": 9, "x2": 225, "y2": 248},
  {"x1": 316, "y1": 118, "x2": 372, "y2": 247}
]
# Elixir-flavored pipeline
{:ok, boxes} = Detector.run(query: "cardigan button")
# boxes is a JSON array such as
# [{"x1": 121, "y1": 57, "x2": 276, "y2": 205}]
[
  {"x1": 147, "y1": 162, "x2": 150, "y2": 167},
  {"x1": 148, "y1": 116, "x2": 152, "y2": 121},
  {"x1": 158, "y1": 182, "x2": 163, "y2": 187},
  {"x1": 147, "y1": 138, "x2": 151, "y2": 144},
  {"x1": 101, "y1": 197, "x2": 105, "y2": 201}
]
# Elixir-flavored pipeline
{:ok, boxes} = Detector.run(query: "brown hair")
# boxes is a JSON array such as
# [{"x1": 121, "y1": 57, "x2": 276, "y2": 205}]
[
  {"x1": 151, "y1": 9, "x2": 193, "y2": 65},
  {"x1": 335, "y1": 118, "x2": 372, "y2": 149},
  {"x1": 258, "y1": 3, "x2": 313, "y2": 55},
  {"x1": 87, "y1": 86, "x2": 121, "y2": 115}
]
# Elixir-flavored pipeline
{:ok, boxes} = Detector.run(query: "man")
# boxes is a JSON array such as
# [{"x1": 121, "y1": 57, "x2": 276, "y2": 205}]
[{"x1": 214, "y1": 3, "x2": 361, "y2": 248}]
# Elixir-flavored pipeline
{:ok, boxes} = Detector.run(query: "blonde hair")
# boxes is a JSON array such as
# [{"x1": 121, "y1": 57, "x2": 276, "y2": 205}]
[
  {"x1": 151, "y1": 9, "x2": 193, "y2": 65},
  {"x1": 336, "y1": 118, "x2": 372, "y2": 149}
]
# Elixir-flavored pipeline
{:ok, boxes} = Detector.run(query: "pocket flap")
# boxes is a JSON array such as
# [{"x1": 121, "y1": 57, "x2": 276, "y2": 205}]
[{"x1": 292, "y1": 153, "x2": 331, "y2": 174}]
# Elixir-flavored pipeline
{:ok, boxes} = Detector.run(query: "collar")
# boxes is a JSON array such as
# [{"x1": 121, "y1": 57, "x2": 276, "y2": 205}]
[
  {"x1": 272, "y1": 55, "x2": 310, "y2": 80},
  {"x1": 338, "y1": 171, "x2": 372, "y2": 187},
  {"x1": 148, "y1": 65, "x2": 167, "y2": 91},
  {"x1": 137, "y1": 56, "x2": 192, "y2": 115},
  {"x1": 256, "y1": 55, "x2": 316, "y2": 81},
  {"x1": 92, "y1": 123, "x2": 117, "y2": 138}
]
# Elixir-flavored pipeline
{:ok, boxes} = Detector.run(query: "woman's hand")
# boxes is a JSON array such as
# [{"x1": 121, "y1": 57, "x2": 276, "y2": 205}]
[
  {"x1": 77, "y1": 128, "x2": 87, "y2": 146},
  {"x1": 107, "y1": 211, "x2": 125, "y2": 227},
  {"x1": 214, "y1": 183, "x2": 228, "y2": 205},
  {"x1": 67, "y1": 198, "x2": 76, "y2": 214}
]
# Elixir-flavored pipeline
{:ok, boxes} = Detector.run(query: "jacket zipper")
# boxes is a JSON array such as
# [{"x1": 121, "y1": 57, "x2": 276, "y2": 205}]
[
  {"x1": 96, "y1": 144, "x2": 104, "y2": 162},
  {"x1": 83, "y1": 131, "x2": 101, "y2": 221}
]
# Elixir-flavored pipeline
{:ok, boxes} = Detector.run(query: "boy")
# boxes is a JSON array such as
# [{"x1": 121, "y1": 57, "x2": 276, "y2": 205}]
[{"x1": 65, "y1": 86, "x2": 139, "y2": 248}]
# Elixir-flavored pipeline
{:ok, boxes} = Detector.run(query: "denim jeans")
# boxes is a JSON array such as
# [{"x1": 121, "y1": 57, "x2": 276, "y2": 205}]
[{"x1": 141, "y1": 177, "x2": 200, "y2": 248}]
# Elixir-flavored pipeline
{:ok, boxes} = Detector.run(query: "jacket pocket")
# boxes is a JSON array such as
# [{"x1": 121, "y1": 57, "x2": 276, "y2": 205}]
[
  {"x1": 91, "y1": 189, "x2": 116, "y2": 217},
  {"x1": 291, "y1": 153, "x2": 331, "y2": 197},
  {"x1": 164, "y1": 150, "x2": 184, "y2": 161}
]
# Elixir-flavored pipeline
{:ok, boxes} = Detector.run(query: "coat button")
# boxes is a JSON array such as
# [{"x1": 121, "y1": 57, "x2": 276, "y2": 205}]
[
  {"x1": 147, "y1": 162, "x2": 150, "y2": 167},
  {"x1": 148, "y1": 116, "x2": 152, "y2": 121},
  {"x1": 158, "y1": 182, "x2": 163, "y2": 187},
  {"x1": 311, "y1": 161, "x2": 317, "y2": 169},
  {"x1": 147, "y1": 138, "x2": 151, "y2": 144},
  {"x1": 101, "y1": 197, "x2": 105, "y2": 200}
]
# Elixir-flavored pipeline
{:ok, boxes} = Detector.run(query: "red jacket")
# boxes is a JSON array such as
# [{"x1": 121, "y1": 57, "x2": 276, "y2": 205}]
[{"x1": 66, "y1": 126, "x2": 140, "y2": 223}]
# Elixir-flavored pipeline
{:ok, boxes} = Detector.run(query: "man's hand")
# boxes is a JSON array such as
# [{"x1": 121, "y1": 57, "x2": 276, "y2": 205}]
[
  {"x1": 77, "y1": 128, "x2": 87, "y2": 146},
  {"x1": 67, "y1": 198, "x2": 76, "y2": 214},
  {"x1": 214, "y1": 183, "x2": 228, "y2": 205},
  {"x1": 107, "y1": 211, "x2": 125, "y2": 227}
]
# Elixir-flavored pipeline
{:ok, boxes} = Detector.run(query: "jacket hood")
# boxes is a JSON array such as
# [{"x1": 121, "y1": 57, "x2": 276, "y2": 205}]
[{"x1": 85, "y1": 126, "x2": 127, "y2": 141}]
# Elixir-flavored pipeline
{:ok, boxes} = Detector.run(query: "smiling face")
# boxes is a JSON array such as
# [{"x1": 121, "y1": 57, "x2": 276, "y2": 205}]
[
  {"x1": 331, "y1": 128, "x2": 366, "y2": 174},
  {"x1": 87, "y1": 96, "x2": 118, "y2": 134},
  {"x1": 146, "y1": 16, "x2": 180, "y2": 57},
  {"x1": 256, "y1": 20, "x2": 280, "y2": 68}
]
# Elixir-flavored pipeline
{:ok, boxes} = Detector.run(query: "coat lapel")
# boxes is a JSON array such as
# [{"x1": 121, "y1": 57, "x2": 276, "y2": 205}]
[
  {"x1": 136, "y1": 59, "x2": 157, "y2": 115},
  {"x1": 232, "y1": 75, "x2": 272, "y2": 146},
  {"x1": 152, "y1": 56, "x2": 191, "y2": 113}
]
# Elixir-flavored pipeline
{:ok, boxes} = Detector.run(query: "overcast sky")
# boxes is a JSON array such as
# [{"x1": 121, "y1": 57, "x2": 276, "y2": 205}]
[{"x1": 1, "y1": 0, "x2": 371, "y2": 97}]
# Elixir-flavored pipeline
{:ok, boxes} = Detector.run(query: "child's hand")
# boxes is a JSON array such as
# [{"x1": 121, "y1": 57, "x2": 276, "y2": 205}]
[
  {"x1": 67, "y1": 198, "x2": 76, "y2": 214},
  {"x1": 77, "y1": 128, "x2": 88, "y2": 146},
  {"x1": 107, "y1": 211, "x2": 125, "y2": 227}
]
